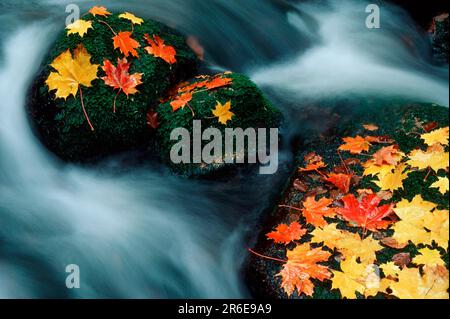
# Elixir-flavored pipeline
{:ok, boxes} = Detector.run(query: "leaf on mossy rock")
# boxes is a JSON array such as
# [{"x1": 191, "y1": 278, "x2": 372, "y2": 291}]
[
  {"x1": 338, "y1": 136, "x2": 371, "y2": 154},
  {"x1": 276, "y1": 244, "x2": 331, "y2": 297},
  {"x1": 144, "y1": 34, "x2": 177, "y2": 65},
  {"x1": 66, "y1": 19, "x2": 93, "y2": 37},
  {"x1": 337, "y1": 194, "x2": 394, "y2": 231},
  {"x1": 119, "y1": 12, "x2": 144, "y2": 25},
  {"x1": 89, "y1": 6, "x2": 111, "y2": 17},
  {"x1": 113, "y1": 31, "x2": 140, "y2": 58},
  {"x1": 101, "y1": 58, "x2": 143, "y2": 112},
  {"x1": 212, "y1": 100, "x2": 234, "y2": 125},
  {"x1": 266, "y1": 222, "x2": 306, "y2": 245}
]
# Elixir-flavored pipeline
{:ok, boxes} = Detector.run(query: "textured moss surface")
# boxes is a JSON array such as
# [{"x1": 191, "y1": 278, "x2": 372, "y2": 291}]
[
  {"x1": 28, "y1": 13, "x2": 198, "y2": 161},
  {"x1": 246, "y1": 100, "x2": 449, "y2": 299},
  {"x1": 156, "y1": 73, "x2": 282, "y2": 176}
]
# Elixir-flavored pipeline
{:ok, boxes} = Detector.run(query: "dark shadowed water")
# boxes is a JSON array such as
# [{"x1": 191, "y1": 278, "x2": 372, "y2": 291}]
[{"x1": 0, "y1": 0, "x2": 447, "y2": 298}]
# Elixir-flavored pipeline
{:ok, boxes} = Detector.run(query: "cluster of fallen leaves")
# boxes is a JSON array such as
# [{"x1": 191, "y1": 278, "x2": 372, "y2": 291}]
[
  {"x1": 252, "y1": 123, "x2": 449, "y2": 299},
  {"x1": 163, "y1": 73, "x2": 235, "y2": 125},
  {"x1": 46, "y1": 6, "x2": 178, "y2": 130}
]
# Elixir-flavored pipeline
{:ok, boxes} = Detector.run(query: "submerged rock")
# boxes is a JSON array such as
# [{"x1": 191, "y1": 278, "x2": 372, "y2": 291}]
[
  {"x1": 28, "y1": 13, "x2": 198, "y2": 161},
  {"x1": 245, "y1": 101, "x2": 449, "y2": 299},
  {"x1": 155, "y1": 72, "x2": 282, "y2": 177}
]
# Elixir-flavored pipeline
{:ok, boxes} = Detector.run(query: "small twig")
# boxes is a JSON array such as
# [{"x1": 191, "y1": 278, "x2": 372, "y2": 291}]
[
  {"x1": 338, "y1": 150, "x2": 350, "y2": 175},
  {"x1": 423, "y1": 167, "x2": 432, "y2": 182},
  {"x1": 247, "y1": 248, "x2": 286, "y2": 264},
  {"x1": 79, "y1": 87, "x2": 95, "y2": 131},
  {"x1": 315, "y1": 169, "x2": 328, "y2": 179}
]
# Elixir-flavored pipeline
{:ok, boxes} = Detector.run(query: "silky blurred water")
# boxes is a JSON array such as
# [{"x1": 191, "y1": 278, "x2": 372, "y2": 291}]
[{"x1": 0, "y1": 0, "x2": 448, "y2": 298}]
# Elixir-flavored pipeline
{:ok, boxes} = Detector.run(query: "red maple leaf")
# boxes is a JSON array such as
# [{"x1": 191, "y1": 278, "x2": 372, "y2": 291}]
[
  {"x1": 101, "y1": 58, "x2": 143, "y2": 112},
  {"x1": 266, "y1": 222, "x2": 306, "y2": 245},
  {"x1": 325, "y1": 173, "x2": 352, "y2": 193},
  {"x1": 337, "y1": 194, "x2": 394, "y2": 231}
]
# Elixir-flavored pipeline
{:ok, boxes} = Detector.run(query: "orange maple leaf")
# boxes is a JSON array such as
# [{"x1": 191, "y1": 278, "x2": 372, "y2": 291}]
[
  {"x1": 299, "y1": 161, "x2": 327, "y2": 172},
  {"x1": 205, "y1": 77, "x2": 233, "y2": 90},
  {"x1": 266, "y1": 222, "x2": 306, "y2": 245},
  {"x1": 326, "y1": 173, "x2": 352, "y2": 193},
  {"x1": 113, "y1": 31, "x2": 140, "y2": 57},
  {"x1": 363, "y1": 124, "x2": 379, "y2": 131},
  {"x1": 101, "y1": 58, "x2": 143, "y2": 112},
  {"x1": 339, "y1": 136, "x2": 371, "y2": 154},
  {"x1": 144, "y1": 34, "x2": 177, "y2": 65},
  {"x1": 372, "y1": 145, "x2": 401, "y2": 166},
  {"x1": 301, "y1": 196, "x2": 336, "y2": 228},
  {"x1": 336, "y1": 194, "x2": 394, "y2": 231},
  {"x1": 277, "y1": 244, "x2": 331, "y2": 297},
  {"x1": 89, "y1": 6, "x2": 111, "y2": 17},
  {"x1": 170, "y1": 92, "x2": 193, "y2": 111}
]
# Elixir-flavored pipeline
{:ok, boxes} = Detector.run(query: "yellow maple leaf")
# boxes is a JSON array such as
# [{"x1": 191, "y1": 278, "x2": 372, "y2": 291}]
[
  {"x1": 337, "y1": 234, "x2": 383, "y2": 264},
  {"x1": 311, "y1": 224, "x2": 382, "y2": 264},
  {"x1": 46, "y1": 44, "x2": 99, "y2": 131},
  {"x1": 212, "y1": 100, "x2": 234, "y2": 125},
  {"x1": 363, "y1": 161, "x2": 395, "y2": 178},
  {"x1": 66, "y1": 19, "x2": 93, "y2": 37},
  {"x1": 391, "y1": 195, "x2": 436, "y2": 246},
  {"x1": 422, "y1": 209, "x2": 449, "y2": 250},
  {"x1": 380, "y1": 262, "x2": 400, "y2": 278},
  {"x1": 331, "y1": 257, "x2": 381, "y2": 299},
  {"x1": 407, "y1": 147, "x2": 449, "y2": 172},
  {"x1": 310, "y1": 223, "x2": 347, "y2": 249},
  {"x1": 46, "y1": 44, "x2": 99, "y2": 99},
  {"x1": 420, "y1": 127, "x2": 449, "y2": 146},
  {"x1": 430, "y1": 176, "x2": 449, "y2": 194},
  {"x1": 374, "y1": 163, "x2": 409, "y2": 191},
  {"x1": 393, "y1": 195, "x2": 437, "y2": 220},
  {"x1": 413, "y1": 248, "x2": 445, "y2": 266},
  {"x1": 388, "y1": 266, "x2": 449, "y2": 299},
  {"x1": 119, "y1": 12, "x2": 144, "y2": 25}
]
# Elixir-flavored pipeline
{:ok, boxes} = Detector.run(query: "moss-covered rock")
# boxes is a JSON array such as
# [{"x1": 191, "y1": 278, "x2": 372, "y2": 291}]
[
  {"x1": 246, "y1": 100, "x2": 449, "y2": 299},
  {"x1": 156, "y1": 72, "x2": 282, "y2": 177},
  {"x1": 28, "y1": 13, "x2": 198, "y2": 161}
]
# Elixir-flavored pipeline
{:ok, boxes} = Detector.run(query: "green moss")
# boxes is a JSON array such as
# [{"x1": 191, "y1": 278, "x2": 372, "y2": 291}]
[
  {"x1": 156, "y1": 73, "x2": 282, "y2": 176},
  {"x1": 28, "y1": 13, "x2": 198, "y2": 161}
]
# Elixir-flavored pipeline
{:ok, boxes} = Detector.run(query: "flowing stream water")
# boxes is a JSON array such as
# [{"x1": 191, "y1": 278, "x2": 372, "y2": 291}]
[{"x1": 0, "y1": 0, "x2": 448, "y2": 298}]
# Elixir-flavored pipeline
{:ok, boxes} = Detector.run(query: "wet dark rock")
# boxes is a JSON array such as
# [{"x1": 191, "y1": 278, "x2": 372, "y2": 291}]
[{"x1": 245, "y1": 100, "x2": 449, "y2": 299}]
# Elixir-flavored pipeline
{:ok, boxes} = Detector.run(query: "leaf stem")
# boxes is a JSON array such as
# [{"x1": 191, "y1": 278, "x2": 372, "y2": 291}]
[
  {"x1": 113, "y1": 90, "x2": 121, "y2": 113},
  {"x1": 186, "y1": 102, "x2": 195, "y2": 117},
  {"x1": 278, "y1": 204, "x2": 303, "y2": 212},
  {"x1": 79, "y1": 87, "x2": 95, "y2": 131},
  {"x1": 247, "y1": 248, "x2": 286, "y2": 263},
  {"x1": 98, "y1": 19, "x2": 117, "y2": 36}
]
